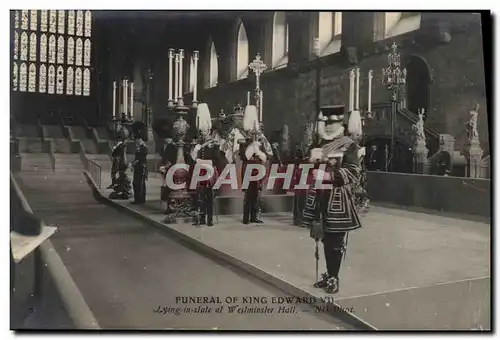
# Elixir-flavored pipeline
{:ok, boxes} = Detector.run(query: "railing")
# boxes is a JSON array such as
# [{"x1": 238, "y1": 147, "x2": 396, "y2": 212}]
[{"x1": 87, "y1": 159, "x2": 102, "y2": 189}]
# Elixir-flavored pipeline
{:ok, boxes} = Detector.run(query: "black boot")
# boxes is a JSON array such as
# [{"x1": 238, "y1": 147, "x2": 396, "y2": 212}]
[
  {"x1": 313, "y1": 272, "x2": 330, "y2": 288},
  {"x1": 325, "y1": 277, "x2": 340, "y2": 294},
  {"x1": 199, "y1": 216, "x2": 206, "y2": 225},
  {"x1": 250, "y1": 219, "x2": 263, "y2": 224}
]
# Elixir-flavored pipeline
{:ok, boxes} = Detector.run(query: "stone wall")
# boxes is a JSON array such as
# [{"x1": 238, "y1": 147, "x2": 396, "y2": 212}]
[{"x1": 366, "y1": 171, "x2": 491, "y2": 218}]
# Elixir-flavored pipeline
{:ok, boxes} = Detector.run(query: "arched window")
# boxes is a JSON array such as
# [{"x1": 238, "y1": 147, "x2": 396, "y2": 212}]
[
  {"x1": 76, "y1": 10, "x2": 83, "y2": 36},
  {"x1": 20, "y1": 32, "x2": 28, "y2": 61},
  {"x1": 67, "y1": 37, "x2": 74, "y2": 64},
  {"x1": 271, "y1": 12, "x2": 289, "y2": 69},
  {"x1": 30, "y1": 10, "x2": 37, "y2": 31},
  {"x1": 74, "y1": 67, "x2": 82, "y2": 95},
  {"x1": 13, "y1": 32, "x2": 19, "y2": 60},
  {"x1": 39, "y1": 64, "x2": 47, "y2": 93},
  {"x1": 235, "y1": 23, "x2": 249, "y2": 80},
  {"x1": 67, "y1": 11, "x2": 75, "y2": 35},
  {"x1": 83, "y1": 68, "x2": 90, "y2": 96},
  {"x1": 40, "y1": 34, "x2": 47, "y2": 62},
  {"x1": 13, "y1": 62, "x2": 18, "y2": 91},
  {"x1": 57, "y1": 36, "x2": 65, "y2": 64},
  {"x1": 49, "y1": 10, "x2": 56, "y2": 33},
  {"x1": 21, "y1": 11, "x2": 28, "y2": 30},
  {"x1": 48, "y1": 65, "x2": 55, "y2": 94},
  {"x1": 58, "y1": 10, "x2": 65, "y2": 34},
  {"x1": 84, "y1": 39, "x2": 91, "y2": 66},
  {"x1": 14, "y1": 11, "x2": 19, "y2": 29},
  {"x1": 48, "y1": 35, "x2": 56, "y2": 63},
  {"x1": 373, "y1": 12, "x2": 421, "y2": 41},
  {"x1": 40, "y1": 10, "x2": 47, "y2": 32},
  {"x1": 316, "y1": 12, "x2": 342, "y2": 57},
  {"x1": 75, "y1": 38, "x2": 83, "y2": 66},
  {"x1": 84, "y1": 11, "x2": 92, "y2": 37},
  {"x1": 29, "y1": 33, "x2": 37, "y2": 61},
  {"x1": 28, "y1": 64, "x2": 36, "y2": 92},
  {"x1": 19, "y1": 63, "x2": 27, "y2": 92},
  {"x1": 66, "y1": 67, "x2": 74, "y2": 95},
  {"x1": 56, "y1": 66, "x2": 64, "y2": 94},
  {"x1": 206, "y1": 40, "x2": 218, "y2": 88}
]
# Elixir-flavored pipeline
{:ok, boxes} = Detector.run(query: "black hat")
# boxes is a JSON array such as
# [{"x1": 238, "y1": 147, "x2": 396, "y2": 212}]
[
  {"x1": 131, "y1": 121, "x2": 147, "y2": 141},
  {"x1": 318, "y1": 105, "x2": 345, "y2": 123}
]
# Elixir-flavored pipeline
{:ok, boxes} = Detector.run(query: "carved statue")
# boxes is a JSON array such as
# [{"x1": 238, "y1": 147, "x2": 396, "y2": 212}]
[
  {"x1": 466, "y1": 103, "x2": 479, "y2": 141},
  {"x1": 412, "y1": 108, "x2": 426, "y2": 142}
]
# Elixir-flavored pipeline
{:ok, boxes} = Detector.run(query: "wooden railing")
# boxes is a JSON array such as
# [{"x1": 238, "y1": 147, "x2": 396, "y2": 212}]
[{"x1": 87, "y1": 159, "x2": 102, "y2": 189}]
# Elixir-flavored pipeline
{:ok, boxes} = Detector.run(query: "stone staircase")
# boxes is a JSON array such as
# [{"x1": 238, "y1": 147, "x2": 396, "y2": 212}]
[
  {"x1": 18, "y1": 139, "x2": 45, "y2": 153},
  {"x1": 20, "y1": 153, "x2": 53, "y2": 173},
  {"x1": 53, "y1": 154, "x2": 84, "y2": 173},
  {"x1": 52, "y1": 139, "x2": 72, "y2": 153},
  {"x1": 42, "y1": 125, "x2": 64, "y2": 139},
  {"x1": 81, "y1": 139, "x2": 98, "y2": 154},
  {"x1": 16, "y1": 125, "x2": 41, "y2": 139}
]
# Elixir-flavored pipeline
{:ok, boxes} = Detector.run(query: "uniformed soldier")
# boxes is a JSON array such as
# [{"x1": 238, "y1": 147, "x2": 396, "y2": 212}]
[
  {"x1": 131, "y1": 122, "x2": 148, "y2": 204},
  {"x1": 302, "y1": 106, "x2": 363, "y2": 294}
]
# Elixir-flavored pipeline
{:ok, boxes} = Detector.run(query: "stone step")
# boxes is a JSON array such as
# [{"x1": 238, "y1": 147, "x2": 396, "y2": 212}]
[
  {"x1": 16, "y1": 125, "x2": 40, "y2": 139},
  {"x1": 81, "y1": 139, "x2": 98, "y2": 154},
  {"x1": 42, "y1": 125, "x2": 64, "y2": 139},
  {"x1": 18, "y1": 139, "x2": 44, "y2": 153}
]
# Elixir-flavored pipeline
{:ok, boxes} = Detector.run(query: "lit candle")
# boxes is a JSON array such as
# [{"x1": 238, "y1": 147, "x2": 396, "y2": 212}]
[
  {"x1": 168, "y1": 49, "x2": 173, "y2": 102},
  {"x1": 174, "y1": 53, "x2": 179, "y2": 102},
  {"x1": 130, "y1": 82, "x2": 134, "y2": 119},
  {"x1": 193, "y1": 51, "x2": 199, "y2": 103},
  {"x1": 368, "y1": 70, "x2": 373, "y2": 113},
  {"x1": 247, "y1": 91, "x2": 250, "y2": 106},
  {"x1": 112, "y1": 81, "x2": 116, "y2": 119},
  {"x1": 123, "y1": 79, "x2": 128, "y2": 116},
  {"x1": 179, "y1": 49, "x2": 184, "y2": 98},
  {"x1": 355, "y1": 68, "x2": 360, "y2": 110},
  {"x1": 348, "y1": 69, "x2": 355, "y2": 112}
]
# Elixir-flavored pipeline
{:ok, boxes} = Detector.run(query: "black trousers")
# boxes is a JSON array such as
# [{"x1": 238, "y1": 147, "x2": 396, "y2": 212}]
[
  {"x1": 243, "y1": 183, "x2": 260, "y2": 222},
  {"x1": 322, "y1": 232, "x2": 347, "y2": 279},
  {"x1": 293, "y1": 193, "x2": 307, "y2": 225},
  {"x1": 133, "y1": 167, "x2": 147, "y2": 204},
  {"x1": 197, "y1": 186, "x2": 214, "y2": 222}
]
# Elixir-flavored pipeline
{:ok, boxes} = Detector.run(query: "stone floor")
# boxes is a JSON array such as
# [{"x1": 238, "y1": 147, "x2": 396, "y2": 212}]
[{"x1": 94, "y1": 171, "x2": 491, "y2": 330}]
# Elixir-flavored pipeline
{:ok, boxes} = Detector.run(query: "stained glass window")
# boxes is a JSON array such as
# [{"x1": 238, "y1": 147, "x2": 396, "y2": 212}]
[
  {"x1": 14, "y1": 10, "x2": 19, "y2": 29},
  {"x1": 21, "y1": 10, "x2": 28, "y2": 30},
  {"x1": 13, "y1": 62, "x2": 18, "y2": 91},
  {"x1": 57, "y1": 36, "x2": 65, "y2": 64},
  {"x1": 83, "y1": 68, "x2": 90, "y2": 96},
  {"x1": 66, "y1": 67, "x2": 74, "y2": 95},
  {"x1": 76, "y1": 10, "x2": 83, "y2": 36},
  {"x1": 48, "y1": 65, "x2": 55, "y2": 94},
  {"x1": 75, "y1": 38, "x2": 83, "y2": 66},
  {"x1": 74, "y1": 67, "x2": 82, "y2": 95},
  {"x1": 58, "y1": 10, "x2": 65, "y2": 34},
  {"x1": 67, "y1": 10, "x2": 75, "y2": 35},
  {"x1": 48, "y1": 35, "x2": 56, "y2": 63},
  {"x1": 20, "y1": 32, "x2": 28, "y2": 61},
  {"x1": 84, "y1": 39, "x2": 91, "y2": 66},
  {"x1": 39, "y1": 34, "x2": 47, "y2": 62},
  {"x1": 56, "y1": 66, "x2": 64, "y2": 94},
  {"x1": 28, "y1": 64, "x2": 36, "y2": 92},
  {"x1": 19, "y1": 63, "x2": 27, "y2": 92},
  {"x1": 29, "y1": 33, "x2": 37, "y2": 61},
  {"x1": 14, "y1": 31, "x2": 19, "y2": 60},
  {"x1": 40, "y1": 10, "x2": 48, "y2": 32},
  {"x1": 39, "y1": 64, "x2": 47, "y2": 93},
  {"x1": 30, "y1": 10, "x2": 37, "y2": 30},
  {"x1": 84, "y1": 11, "x2": 91, "y2": 37},
  {"x1": 49, "y1": 10, "x2": 57, "y2": 33},
  {"x1": 67, "y1": 37, "x2": 74, "y2": 64}
]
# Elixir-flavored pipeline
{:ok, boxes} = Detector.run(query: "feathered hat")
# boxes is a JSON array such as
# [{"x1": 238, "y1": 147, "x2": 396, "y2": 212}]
[
  {"x1": 131, "y1": 121, "x2": 148, "y2": 141},
  {"x1": 243, "y1": 105, "x2": 259, "y2": 132},
  {"x1": 195, "y1": 103, "x2": 212, "y2": 134}
]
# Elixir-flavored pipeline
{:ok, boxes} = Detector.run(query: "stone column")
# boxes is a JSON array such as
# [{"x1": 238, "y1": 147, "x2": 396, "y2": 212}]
[
  {"x1": 463, "y1": 139, "x2": 483, "y2": 178},
  {"x1": 414, "y1": 139, "x2": 429, "y2": 174}
]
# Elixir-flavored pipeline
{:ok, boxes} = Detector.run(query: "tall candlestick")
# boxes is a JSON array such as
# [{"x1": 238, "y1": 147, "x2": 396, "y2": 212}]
[
  {"x1": 368, "y1": 70, "x2": 373, "y2": 113},
  {"x1": 168, "y1": 49, "x2": 173, "y2": 102},
  {"x1": 349, "y1": 69, "x2": 355, "y2": 112},
  {"x1": 130, "y1": 82, "x2": 134, "y2": 119},
  {"x1": 112, "y1": 81, "x2": 116, "y2": 119},
  {"x1": 174, "y1": 53, "x2": 179, "y2": 102},
  {"x1": 179, "y1": 49, "x2": 184, "y2": 98},
  {"x1": 247, "y1": 91, "x2": 250, "y2": 106},
  {"x1": 193, "y1": 51, "x2": 199, "y2": 104},
  {"x1": 123, "y1": 79, "x2": 128, "y2": 116},
  {"x1": 259, "y1": 90, "x2": 263, "y2": 122},
  {"x1": 355, "y1": 68, "x2": 360, "y2": 110}
]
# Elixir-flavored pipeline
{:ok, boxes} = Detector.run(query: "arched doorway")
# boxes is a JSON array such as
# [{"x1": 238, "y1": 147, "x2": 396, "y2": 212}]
[
  {"x1": 364, "y1": 137, "x2": 415, "y2": 174},
  {"x1": 406, "y1": 55, "x2": 431, "y2": 118}
]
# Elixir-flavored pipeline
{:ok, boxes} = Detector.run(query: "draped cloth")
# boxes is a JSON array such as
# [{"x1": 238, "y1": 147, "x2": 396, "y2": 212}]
[{"x1": 302, "y1": 137, "x2": 363, "y2": 233}]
